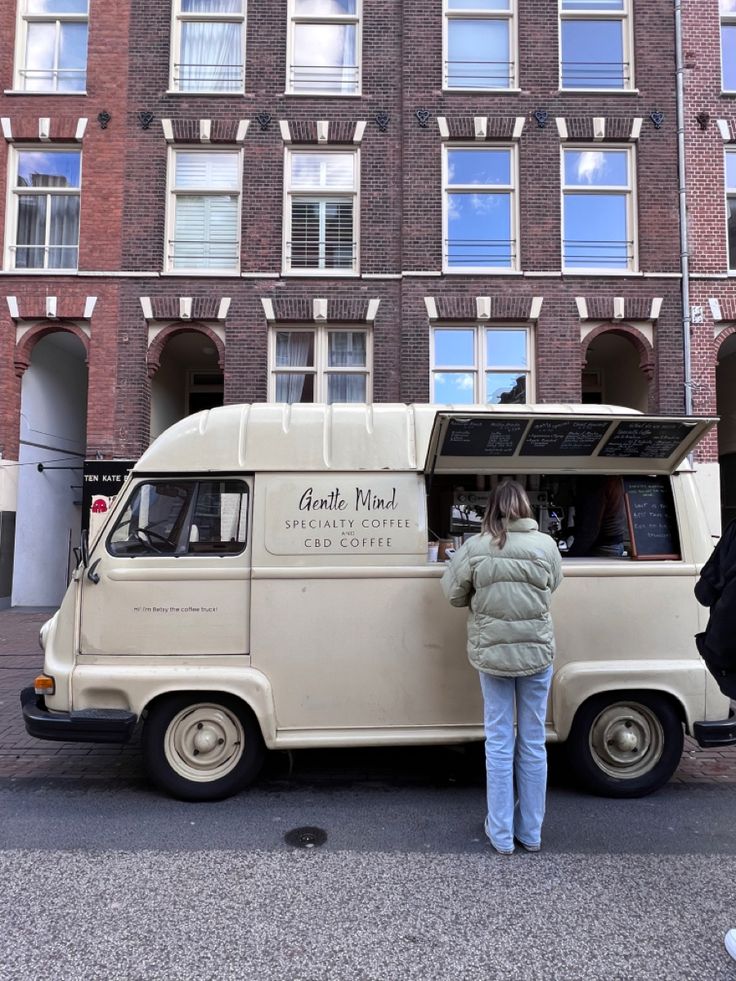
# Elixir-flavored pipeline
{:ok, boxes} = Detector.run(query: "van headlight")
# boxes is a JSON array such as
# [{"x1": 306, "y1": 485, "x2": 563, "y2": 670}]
[{"x1": 39, "y1": 619, "x2": 52, "y2": 651}]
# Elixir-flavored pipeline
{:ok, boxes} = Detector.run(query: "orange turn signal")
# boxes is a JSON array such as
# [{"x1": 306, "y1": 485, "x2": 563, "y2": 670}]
[{"x1": 34, "y1": 674, "x2": 55, "y2": 696}]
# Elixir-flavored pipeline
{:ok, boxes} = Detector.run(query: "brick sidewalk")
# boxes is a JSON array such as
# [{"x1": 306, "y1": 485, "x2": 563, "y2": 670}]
[{"x1": 1, "y1": 608, "x2": 735, "y2": 784}]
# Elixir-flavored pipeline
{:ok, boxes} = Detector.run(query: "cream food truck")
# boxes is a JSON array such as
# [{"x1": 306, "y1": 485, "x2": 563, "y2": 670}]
[{"x1": 20, "y1": 403, "x2": 736, "y2": 801}]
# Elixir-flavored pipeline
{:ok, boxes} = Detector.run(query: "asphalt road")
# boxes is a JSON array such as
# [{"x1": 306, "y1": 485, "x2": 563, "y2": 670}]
[{"x1": 2, "y1": 748, "x2": 736, "y2": 980}]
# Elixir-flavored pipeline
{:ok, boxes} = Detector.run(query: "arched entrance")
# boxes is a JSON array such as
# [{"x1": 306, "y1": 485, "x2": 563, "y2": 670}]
[
  {"x1": 150, "y1": 329, "x2": 224, "y2": 441},
  {"x1": 12, "y1": 330, "x2": 88, "y2": 606},
  {"x1": 582, "y1": 329, "x2": 651, "y2": 411},
  {"x1": 717, "y1": 333, "x2": 736, "y2": 527}
]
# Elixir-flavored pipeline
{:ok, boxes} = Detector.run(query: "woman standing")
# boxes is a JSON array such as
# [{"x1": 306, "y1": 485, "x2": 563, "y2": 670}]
[{"x1": 441, "y1": 480, "x2": 563, "y2": 854}]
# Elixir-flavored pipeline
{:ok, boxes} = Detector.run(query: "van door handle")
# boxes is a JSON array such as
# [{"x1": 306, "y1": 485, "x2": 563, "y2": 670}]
[{"x1": 87, "y1": 559, "x2": 102, "y2": 584}]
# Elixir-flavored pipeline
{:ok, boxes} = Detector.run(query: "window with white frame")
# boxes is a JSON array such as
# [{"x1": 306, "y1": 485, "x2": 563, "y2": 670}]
[
  {"x1": 287, "y1": 0, "x2": 360, "y2": 95},
  {"x1": 431, "y1": 326, "x2": 531, "y2": 404},
  {"x1": 444, "y1": 0, "x2": 515, "y2": 90},
  {"x1": 269, "y1": 326, "x2": 370, "y2": 403},
  {"x1": 444, "y1": 146, "x2": 516, "y2": 272},
  {"x1": 727, "y1": 150, "x2": 736, "y2": 268},
  {"x1": 560, "y1": 0, "x2": 632, "y2": 90},
  {"x1": 167, "y1": 149, "x2": 241, "y2": 272},
  {"x1": 171, "y1": 0, "x2": 246, "y2": 93},
  {"x1": 16, "y1": 0, "x2": 88, "y2": 93},
  {"x1": 722, "y1": 1, "x2": 736, "y2": 92},
  {"x1": 562, "y1": 146, "x2": 635, "y2": 271},
  {"x1": 284, "y1": 149, "x2": 358, "y2": 273},
  {"x1": 7, "y1": 148, "x2": 81, "y2": 270}
]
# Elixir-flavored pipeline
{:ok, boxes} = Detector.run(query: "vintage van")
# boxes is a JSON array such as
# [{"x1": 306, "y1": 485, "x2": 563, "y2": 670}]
[{"x1": 21, "y1": 403, "x2": 736, "y2": 801}]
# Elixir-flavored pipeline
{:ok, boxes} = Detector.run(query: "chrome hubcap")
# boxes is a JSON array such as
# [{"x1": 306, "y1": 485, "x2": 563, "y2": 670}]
[
  {"x1": 589, "y1": 703, "x2": 664, "y2": 780},
  {"x1": 164, "y1": 703, "x2": 245, "y2": 783}
]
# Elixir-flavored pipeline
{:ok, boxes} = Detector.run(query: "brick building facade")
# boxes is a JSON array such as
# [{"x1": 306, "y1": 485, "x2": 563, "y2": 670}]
[
  {"x1": 0, "y1": 1, "x2": 692, "y2": 605},
  {"x1": 682, "y1": 0, "x2": 736, "y2": 529}
]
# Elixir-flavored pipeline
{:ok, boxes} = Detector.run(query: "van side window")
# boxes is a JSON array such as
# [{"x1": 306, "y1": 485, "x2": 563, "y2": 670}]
[{"x1": 108, "y1": 480, "x2": 249, "y2": 557}]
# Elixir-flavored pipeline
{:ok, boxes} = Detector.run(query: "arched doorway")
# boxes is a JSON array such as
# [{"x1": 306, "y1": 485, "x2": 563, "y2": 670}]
[
  {"x1": 12, "y1": 330, "x2": 88, "y2": 606},
  {"x1": 582, "y1": 330, "x2": 650, "y2": 411},
  {"x1": 150, "y1": 329, "x2": 224, "y2": 441},
  {"x1": 717, "y1": 333, "x2": 736, "y2": 527}
]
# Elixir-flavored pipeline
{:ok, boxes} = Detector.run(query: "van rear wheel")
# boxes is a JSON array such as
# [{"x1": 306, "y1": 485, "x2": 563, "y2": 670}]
[
  {"x1": 142, "y1": 693, "x2": 265, "y2": 801},
  {"x1": 565, "y1": 692, "x2": 683, "y2": 798}
]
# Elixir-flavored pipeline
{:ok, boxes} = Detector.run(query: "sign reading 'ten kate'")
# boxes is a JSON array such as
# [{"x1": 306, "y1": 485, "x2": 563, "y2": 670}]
[{"x1": 265, "y1": 474, "x2": 426, "y2": 555}]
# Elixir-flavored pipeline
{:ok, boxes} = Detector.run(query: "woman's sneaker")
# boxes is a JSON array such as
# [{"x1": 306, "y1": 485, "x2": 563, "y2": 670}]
[
  {"x1": 484, "y1": 816, "x2": 514, "y2": 855},
  {"x1": 514, "y1": 838, "x2": 541, "y2": 853},
  {"x1": 725, "y1": 929, "x2": 736, "y2": 962}
]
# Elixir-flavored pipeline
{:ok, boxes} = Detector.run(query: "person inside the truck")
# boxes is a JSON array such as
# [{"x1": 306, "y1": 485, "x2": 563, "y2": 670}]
[{"x1": 565, "y1": 475, "x2": 627, "y2": 558}]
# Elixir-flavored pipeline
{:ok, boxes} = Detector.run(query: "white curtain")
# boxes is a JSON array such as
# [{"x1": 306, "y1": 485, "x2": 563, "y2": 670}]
[
  {"x1": 180, "y1": 7, "x2": 242, "y2": 91},
  {"x1": 275, "y1": 333, "x2": 312, "y2": 403},
  {"x1": 327, "y1": 332, "x2": 365, "y2": 402}
]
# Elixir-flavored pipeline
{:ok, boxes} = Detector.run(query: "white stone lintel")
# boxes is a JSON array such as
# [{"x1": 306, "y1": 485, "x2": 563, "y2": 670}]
[
  {"x1": 717, "y1": 119, "x2": 731, "y2": 142},
  {"x1": 424, "y1": 296, "x2": 438, "y2": 320},
  {"x1": 261, "y1": 297, "x2": 275, "y2": 321},
  {"x1": 476, "y1": 296, "x2": 491, "y2": 320},
  {"x1": 353, "y1": 120, "x2": 367, "y2": 144},
  {"x1": 513, "y1": 116, "x2": 525, "y2": 140},
  {"x1": 366, "y1": 298, "x2": 380, "y2": 321},
  {"x1": 313, "y1": 298, "x2": 328, "y2": 322},
  {"x1": 45, "y1": 295, "x2": 57, "y2": 319},
  {"x1": 179, "y1": 297, "x2": 193, "y2": 320},
  {"x1": 83, "y1": 296, "x2": 97, "y2": 319},
  {"x1": 161, "y1": 118, "x2": 174, "y2": 143},
  {"x1": 575, "y1": 297, "x2": 589, "y2": 320},
  {"x1": 316, "y1": 120, "x2": 329, "y2": 143},
  {"x1": 279, "y1": 120, "x2": 292, "y2": 144},
  {"x1": 709, "y1": 297, "x2": 723, "y2": 322},
  {"x1": 555, "y1": 117, "x2": 568, "y2": 140},
  {"x1": 613, "y1": 296, "x2": 625, "y2": 320},
  {"x1": 139, "y1": 296, "x2": 154, "y2": 321},
  {"x1": 39, "y1": 117, "x2": 51, "y2": 141},
  {"x1": 199, "y1": 119, "x2": 211, "y2": 143},
  {"x1": 649, "y1": 296, "x2": 663, "y2": 321},
  {"x1": 217, "y1": 297, "x2": 231, "y2": 320},
  {"x1": 437, "y1": 116, "x2": 450, "y2": 139},
  {"x1": 6, "y1": 296, "x2": 19, "y2": 319},
  {"x1": 1, "y1": 117, "x2": 12, "y2": 141},
  {"x1": 593, "y1": 117, "x2": 606, "y2": 141},
  {"x1": 529, "y1": 296, "x2": 544, "y2": 321},
  {"x1": 473, "y1": 116, "x2": 487, "y2": 140},
  {"x1": 236, "y1": 119, "x2": 250, "y2": 142}
]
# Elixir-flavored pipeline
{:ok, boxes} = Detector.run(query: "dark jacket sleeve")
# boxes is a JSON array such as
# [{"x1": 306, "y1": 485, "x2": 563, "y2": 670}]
[{"x1": 695, "y1": 520, "x2": 736, "y2": 608}]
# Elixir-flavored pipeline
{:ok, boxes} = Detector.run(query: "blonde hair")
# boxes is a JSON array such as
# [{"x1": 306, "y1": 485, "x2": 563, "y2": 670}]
[{"x1": 481, "y1": 479, "x2": 533, "y2": 549}]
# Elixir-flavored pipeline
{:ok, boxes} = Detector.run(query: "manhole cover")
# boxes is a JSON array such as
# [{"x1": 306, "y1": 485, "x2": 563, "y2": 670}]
[{"x1": 284, "y1": 826, "x2": 328, "y2": 849}]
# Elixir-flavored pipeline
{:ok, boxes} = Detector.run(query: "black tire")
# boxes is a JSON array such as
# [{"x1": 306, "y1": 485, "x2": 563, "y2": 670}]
[
  {"x1": 564, "y1": 691, "x2": 684, "y2": 798},
  {"x1": 142, "y1": 692, "x2": 266, "y2": 802}
]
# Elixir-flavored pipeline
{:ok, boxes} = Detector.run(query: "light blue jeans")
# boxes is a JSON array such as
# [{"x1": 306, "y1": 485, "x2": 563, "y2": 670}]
[{"x1": 479, "y1": 664, "x2": 553, "y2": 851}]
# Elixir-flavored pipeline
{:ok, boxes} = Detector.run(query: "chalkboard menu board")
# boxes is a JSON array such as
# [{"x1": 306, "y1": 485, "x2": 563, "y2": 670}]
[
  {"x1": 519, "y1": 419, "x2": 610, "y2": 457},
  {"x1": 441, "y1": 417, "x2": 527, "y2": 457},
  {"x1": 623, "y1": 476, "x2": 680, "y2": 560},
  {"x1": 601, "y1": 421, "x2": 696, "y2": 460}
]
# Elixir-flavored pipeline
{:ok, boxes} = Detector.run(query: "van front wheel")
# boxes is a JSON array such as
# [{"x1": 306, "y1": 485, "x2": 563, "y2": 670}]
[
  {"x1": 142, "y1": 693, "x2": 265, "y2": 801},
  {"x1": 565, "y1": 692, "x2": 683, "y2": 798}
]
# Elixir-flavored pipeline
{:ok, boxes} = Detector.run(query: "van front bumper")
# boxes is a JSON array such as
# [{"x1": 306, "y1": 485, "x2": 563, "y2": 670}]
[
  {"x1": 20, "y1": 687, "x2": 138, "y2": 744},
  {"x1": 693, "y1": 712, "x2": 736, "y2": 748}
]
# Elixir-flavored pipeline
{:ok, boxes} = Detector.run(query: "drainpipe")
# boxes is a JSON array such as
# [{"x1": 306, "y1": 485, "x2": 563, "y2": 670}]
[{"x1": 675, "y1": 0, "x2": 693, "y2": 415}]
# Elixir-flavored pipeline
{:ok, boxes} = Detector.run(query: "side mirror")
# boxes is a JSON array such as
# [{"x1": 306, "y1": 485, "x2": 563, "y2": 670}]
[{"x1": 80, "y1": 528, "x2": 90, "y2": 568}]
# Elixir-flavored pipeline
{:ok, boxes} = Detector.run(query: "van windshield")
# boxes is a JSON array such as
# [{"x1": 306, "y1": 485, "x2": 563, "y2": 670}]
[{"x1": 107, "y1": 480, "x2": 249, "y2": 557}]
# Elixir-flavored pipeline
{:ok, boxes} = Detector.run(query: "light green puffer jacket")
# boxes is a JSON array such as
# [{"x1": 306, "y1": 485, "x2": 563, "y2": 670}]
[{"x1": 441, "y1": 518, "x2": 563, "y2": 677}]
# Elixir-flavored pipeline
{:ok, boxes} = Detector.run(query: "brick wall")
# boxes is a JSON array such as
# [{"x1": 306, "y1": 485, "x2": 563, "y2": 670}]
[{"x1": 0, "y1": 0, "x2": 686, "y2": 464}]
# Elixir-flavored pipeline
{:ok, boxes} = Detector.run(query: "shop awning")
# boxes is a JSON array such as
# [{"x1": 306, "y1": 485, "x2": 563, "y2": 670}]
[{"x1": 424, "y1": 410, "x2": 717, "y2": 476}]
